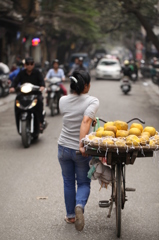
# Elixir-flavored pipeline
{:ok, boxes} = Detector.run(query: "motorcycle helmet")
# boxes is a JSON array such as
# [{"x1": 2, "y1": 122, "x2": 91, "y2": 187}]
[
  {"x1": 25, "y1": 57, "x2": 34, "y2": 65},
  {"x1": 79, "y1": 57, "x2": 83, "y2": 62},
  {"x1": 124, "y1": 60, "x2": 129, "y2": 65},
  {"x1": 52, "y1": 59, "x2": 59, "y2": 64}
]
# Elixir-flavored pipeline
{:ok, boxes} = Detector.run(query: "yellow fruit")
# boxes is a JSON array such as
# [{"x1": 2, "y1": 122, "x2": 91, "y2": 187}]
[
  {"x1": 88, "y1": 135, "x2": 96, "y2": 140},
  {"x1": 115, "y1": 138, "x2": 126, "y2": 147},
  {"x1": 139, "y1": 135, "x2": 149, "y2": 145},
  {"x1": 102, "y1": 131, "x2": 115, "y2": 138},
  {"x1": 95, "y1": 131, "x2": 103, "y2": 137},
  {"x1": 116, "y1": 130, "x2": 129, "y2": 138},
  {"x1": 143, "y1": 126, "x2": 156, "y2": 137},
  {"x1": 126, "y1": 135, "x2": 140, "y2": 146},
  {"x1": 130, "y1": 123, "x2": 143, "y2": 132},
  {"x1": 102, "y1": 139, "x2": 114, "y2": 145},
  {"x1": 154, "y1": 135, "x2": 159, "y2": 144},
  {"x1": 141, "y1": 132, "x2": 151, "y2": 138},
  {"x1": 92, "y1": 137, "x2": 101, "y2": 143},
  {"x1": 104, "y1": 122, "x2": 114, "y2": 129},
  {"x1": 128, "y1": 128, "x2": 141, "y2": 136},
  {"x1": 104, "y1": 125, "x2": 117, "y2": 134},
  {"x1": 96, "y1": 127, "x2": 104, "y2": 132},
  {"x1": 154, "y1": 135, "x2": 159, "y2": 140},
  {"x1": 149, "y1": 139, "x2": 156, "y2": 147},
  {"x1": 114, "y1": 120, "x2": 128, "y2": 130}
]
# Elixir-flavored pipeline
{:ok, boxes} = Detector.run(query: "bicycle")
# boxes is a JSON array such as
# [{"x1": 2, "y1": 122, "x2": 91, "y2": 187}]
[{"x1": 77, "y1": 117, "x2": 157, "y2": 238}]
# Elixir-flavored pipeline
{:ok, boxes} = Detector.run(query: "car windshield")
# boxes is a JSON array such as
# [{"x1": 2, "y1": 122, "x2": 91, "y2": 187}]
[{"x1": 99, "y1": 60, "x2": 119, "y2": 66}]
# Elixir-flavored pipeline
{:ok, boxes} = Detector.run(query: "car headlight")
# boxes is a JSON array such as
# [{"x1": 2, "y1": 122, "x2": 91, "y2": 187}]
[
  {"x1": 16, "y1": 100, "x2": 20, "y2": 108},
  {"x1": 21, "y1": 85, "x2": 32, "y2": 93},
  {"x1": 31, "y1": 99, "x2": 38, "y2": 107}
]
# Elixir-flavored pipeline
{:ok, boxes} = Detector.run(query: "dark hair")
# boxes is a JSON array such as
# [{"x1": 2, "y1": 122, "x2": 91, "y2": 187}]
[{"x1": 70, "y1": 70, "x2": 90, "y2": 95}]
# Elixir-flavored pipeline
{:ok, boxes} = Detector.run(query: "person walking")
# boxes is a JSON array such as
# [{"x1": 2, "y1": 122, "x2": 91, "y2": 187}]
[{"x1": 58, "y1": 70, "x2": 99, "y2": 231}]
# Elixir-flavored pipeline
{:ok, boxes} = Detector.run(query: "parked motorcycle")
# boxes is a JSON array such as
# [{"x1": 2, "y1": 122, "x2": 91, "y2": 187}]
[
  {"x1": 0, "y1": 75, "x2": 10, "y2": 97},
  {"x1": 15, "y1": 83, "x2": 47, "y2": 148},
  {"x1": 151, "y1": 68, "x2": 159, "y2": 85},
  {"x1": 0, "y1": 63, "x2": 10, "y2": 97},
  {"x1": 46, "y1": 77, "x2": 61, "y2": 116},
  {"x1": 120, "y1": 77, "x2": 131, "y2": 95}
]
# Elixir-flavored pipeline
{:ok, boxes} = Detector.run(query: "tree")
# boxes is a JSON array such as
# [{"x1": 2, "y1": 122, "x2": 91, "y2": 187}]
[
  {"x1": 38, "y1": 0, "x2": 101, "y2": 62},
  {"x1": 8, "y1": 0, "x2": 37, "y2": 57},
  {"x1": 117, "y1": 0, "x2": 159, "y2": 53}
]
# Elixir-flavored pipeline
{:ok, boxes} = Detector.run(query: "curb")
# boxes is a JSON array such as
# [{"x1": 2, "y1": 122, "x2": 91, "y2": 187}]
[
  {"x1": 142, "y1": 79, "x2": 159, "y2": 108},
  {"x1": 142, "y1": 79, "x2": 159, "y2": 95}
]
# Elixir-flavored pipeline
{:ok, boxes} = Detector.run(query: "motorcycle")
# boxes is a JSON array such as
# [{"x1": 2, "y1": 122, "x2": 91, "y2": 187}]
[
  {"x1": 0, "y1": 63, "x2": 10, "y2": 97},
  {"x1": 130, "y1": 72, "x2": 137, "y2": 82},
  {"x1": 15, "y1": 83, "x2": 47, "y2": 148},
  {"x1": 46, "y1": 77, "x2": 61, "y2": 116},
  {"x1": 120, "y1": 77, "x2": 131, "y2": 95},
  {"x1": 151, "y1": 68, "x2": 159, "y2": 85},
  {"x1": 0, "y1": 75, "x2": 10, "y2": 97}
]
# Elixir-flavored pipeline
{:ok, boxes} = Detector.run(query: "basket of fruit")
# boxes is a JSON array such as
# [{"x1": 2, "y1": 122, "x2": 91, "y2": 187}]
[{"x1": 82, "y1": 120, "x2": 159, "y2": 153}]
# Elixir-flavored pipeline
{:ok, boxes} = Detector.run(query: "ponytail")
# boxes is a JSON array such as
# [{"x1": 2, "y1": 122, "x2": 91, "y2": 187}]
[{"x1": 70, "y1": 70, "x2": 90, "y2": 95}]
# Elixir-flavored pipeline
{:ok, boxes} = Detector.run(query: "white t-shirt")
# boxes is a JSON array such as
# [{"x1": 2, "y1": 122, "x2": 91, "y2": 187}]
[
  {"x1": 58, "y1": 94, "x2": 99, "y2": 150},
  {"x1": 45, "y1": 68, "x2": 65, "y2": 79}
]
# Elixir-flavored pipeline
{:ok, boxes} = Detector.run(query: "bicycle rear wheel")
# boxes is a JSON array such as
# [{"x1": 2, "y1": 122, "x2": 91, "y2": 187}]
[{"x1": 116, "y1": 163, "x2": 122, "y2": 238}]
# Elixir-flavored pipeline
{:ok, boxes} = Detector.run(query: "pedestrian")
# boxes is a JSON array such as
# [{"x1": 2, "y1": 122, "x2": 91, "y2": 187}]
[{"x1": 58, "y1": 70, "x2": 99, "y2": 231}]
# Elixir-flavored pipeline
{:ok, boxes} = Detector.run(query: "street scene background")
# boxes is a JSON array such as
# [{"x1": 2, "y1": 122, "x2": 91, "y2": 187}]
[
  {"x1": 0, "y1": 73, "x2": 159, "y2": 240},
  {"x1": 1, "y1": 0, "x2": 159, "y2": 240}
]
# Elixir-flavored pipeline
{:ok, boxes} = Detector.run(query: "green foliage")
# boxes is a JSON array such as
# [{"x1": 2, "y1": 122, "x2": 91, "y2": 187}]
[{"x1": 40, "y1": 0, "x2": 101, "y2": 41}]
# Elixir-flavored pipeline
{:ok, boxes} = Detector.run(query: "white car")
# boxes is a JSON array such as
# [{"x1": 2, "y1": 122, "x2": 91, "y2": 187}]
[{"x1": 95, "y1": 58, "x2": 122, "y2": 80}]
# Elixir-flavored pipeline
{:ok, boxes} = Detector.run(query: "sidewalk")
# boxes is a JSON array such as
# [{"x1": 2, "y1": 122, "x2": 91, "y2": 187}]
[{"x1": 141, "y1": 78, "x2": 159, "y2": 108}]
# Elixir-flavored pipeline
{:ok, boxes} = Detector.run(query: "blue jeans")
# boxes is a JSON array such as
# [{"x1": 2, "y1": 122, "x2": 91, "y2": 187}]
[{"x1": 58, "y1": 144, "x2": 91, "y2": 218}]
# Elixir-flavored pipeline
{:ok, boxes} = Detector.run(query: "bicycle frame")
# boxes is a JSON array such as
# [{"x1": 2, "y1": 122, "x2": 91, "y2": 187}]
[{"x1": 76, "y1": 117, "x2": 155, "y2": 238}]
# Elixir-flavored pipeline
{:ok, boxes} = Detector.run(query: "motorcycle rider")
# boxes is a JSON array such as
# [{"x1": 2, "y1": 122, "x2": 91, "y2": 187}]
[
  {"x1": 121, "y1": 60, "x2": 132, "y2": 78},
  {"x1": 45, "y1": 59, "x2": 67, "y2": 95},
  {"x1": 9, "y1": 59, "x2": 25, "y2": 84},
  {"x1": 9, "y1": 57, "x2": 45, "y2": 131},
  {"x1": 74, "y1": 57, "x2": 87, "y2": 71},
  {"x1": 68, "y1": 57, "x2": 79, "y2": 76}
]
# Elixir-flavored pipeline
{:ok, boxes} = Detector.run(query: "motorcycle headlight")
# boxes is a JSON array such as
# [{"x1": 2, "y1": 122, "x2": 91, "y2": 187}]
[
  {"x1": 16, "y1": 100, "x2": 20, "y2": 108},
  {"x1": 31, "y1": 99, "x2": 38, "y2": 107},
  {"x1": 21, "y1": 85, "x2": 32, "y2": 93}
]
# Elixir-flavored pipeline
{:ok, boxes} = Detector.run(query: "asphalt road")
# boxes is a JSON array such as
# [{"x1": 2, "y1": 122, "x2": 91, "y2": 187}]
[{"x1": 0, "y1": 75, "x2": 159, "y2": 240}]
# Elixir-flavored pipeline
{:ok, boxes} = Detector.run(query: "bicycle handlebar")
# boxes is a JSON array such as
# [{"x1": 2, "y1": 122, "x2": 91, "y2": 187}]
[
  {"x1": 126, "y1": 117, "x2": 145, "y2": 124},
  {"x1": 98, "y1": 117, "x2": 145, "y2": 124}
]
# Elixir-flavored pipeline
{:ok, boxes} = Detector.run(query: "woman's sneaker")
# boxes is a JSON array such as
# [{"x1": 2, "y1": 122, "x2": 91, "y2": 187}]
[{"x1": 75, "y1": 206, "x2": 84, "y2": 231}]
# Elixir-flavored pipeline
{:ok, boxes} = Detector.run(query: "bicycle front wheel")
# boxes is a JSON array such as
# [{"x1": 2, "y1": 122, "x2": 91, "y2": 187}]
[{"x1": 116, "y1": 163, "x2": 122, "y2": 238}]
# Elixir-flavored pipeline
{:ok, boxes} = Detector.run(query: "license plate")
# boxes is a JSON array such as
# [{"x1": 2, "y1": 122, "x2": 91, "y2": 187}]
[
  {"x1": 123, "y1": 85, "x2": 129, "y2": 91},
  {"x1": 104, "y1": 75, "x2": 111, "y2": 78},
  {"x1": 50, "y1": 92, "x2": 55, "y2": 98},
  {"x1": 132, "y1": 74, "x2": 136, "y2": 78}
]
